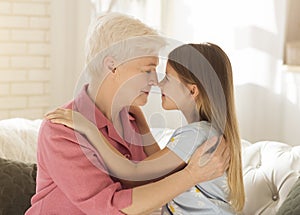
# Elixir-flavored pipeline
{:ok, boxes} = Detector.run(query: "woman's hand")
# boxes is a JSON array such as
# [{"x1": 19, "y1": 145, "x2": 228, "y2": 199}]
[
  {"x1": 184, "y1": 136, "x2": 230, "y2": 185},
  {"x1": 45, "y1": 108, "x2": 95, "y2": 135}
]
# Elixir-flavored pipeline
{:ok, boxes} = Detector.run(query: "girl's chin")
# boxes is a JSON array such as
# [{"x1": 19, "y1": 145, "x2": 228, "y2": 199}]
[
  {"x1": 161, "y1": 102, "x2": 175, "y2": 110},
  {"x1": 161, "y1": 96, "x2": 177, "y2": 110}
]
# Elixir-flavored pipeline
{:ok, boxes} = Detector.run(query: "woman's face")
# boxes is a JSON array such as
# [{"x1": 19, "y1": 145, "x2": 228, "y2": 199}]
[
  {"x1": 115, "y1": 56, "x2": 159, "y2": 106},
  {"x1": 159, "y1": 63, "x2": 194, "y2": 110}
]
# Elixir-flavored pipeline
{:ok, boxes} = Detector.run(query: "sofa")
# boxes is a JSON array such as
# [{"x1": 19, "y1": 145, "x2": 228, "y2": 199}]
[{"x1": 0, "y1": 118, "x2": 299, "y2": 215}]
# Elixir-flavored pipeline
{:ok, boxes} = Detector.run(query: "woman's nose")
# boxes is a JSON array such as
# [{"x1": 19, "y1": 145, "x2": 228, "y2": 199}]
[{"x1": 148, "y1": 71, "x2": 158, "y2": 86}]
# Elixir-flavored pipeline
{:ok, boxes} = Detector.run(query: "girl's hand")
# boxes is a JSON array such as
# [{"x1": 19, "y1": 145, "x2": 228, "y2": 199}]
[
  {"x1": 128, "y1": 106, "x2": 150, "y2": 135},
  {"x1": 184, "y1": 136, "x2": 230, "y2": 185},
  {"x1": 45, "y1": 108, "x2": 95, "y2": 135}
]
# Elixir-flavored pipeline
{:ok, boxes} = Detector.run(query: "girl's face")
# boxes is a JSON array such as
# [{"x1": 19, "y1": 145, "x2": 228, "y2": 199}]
[{"x1": 159, "y1": 63, "x2": 195, "y2": 111}]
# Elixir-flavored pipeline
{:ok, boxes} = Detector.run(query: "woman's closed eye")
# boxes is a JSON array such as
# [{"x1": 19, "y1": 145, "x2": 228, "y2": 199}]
[{"x1": 142, "y1": 68, "x2": 155, "y2": 74}]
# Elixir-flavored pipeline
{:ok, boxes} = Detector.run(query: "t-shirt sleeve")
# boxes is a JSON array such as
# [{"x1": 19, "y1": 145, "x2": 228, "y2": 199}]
[{"x1": 166, "y1": 123, "x2": 219, "y2": 163}]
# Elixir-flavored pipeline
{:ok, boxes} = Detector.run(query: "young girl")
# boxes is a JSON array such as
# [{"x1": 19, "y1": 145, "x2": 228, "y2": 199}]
[{"x1": 47, "y1": 43, "x2": 245, "y2": 214}]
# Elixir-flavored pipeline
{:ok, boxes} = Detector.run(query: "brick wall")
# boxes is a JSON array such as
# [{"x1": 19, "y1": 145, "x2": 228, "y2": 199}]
[{"x1": 0, "y1": 0, "x2": 51, "y2": 119}]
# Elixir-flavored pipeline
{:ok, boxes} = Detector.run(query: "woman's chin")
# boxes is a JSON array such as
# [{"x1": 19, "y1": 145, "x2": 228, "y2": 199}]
[{"x1": 132, "y1": 97, "x2": 148, "y2": 106}]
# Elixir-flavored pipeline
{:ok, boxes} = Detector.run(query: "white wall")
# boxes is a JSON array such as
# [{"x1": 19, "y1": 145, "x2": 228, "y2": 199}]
[
  {"x1": 0, "y1": 0, "x2": 91, "y2": 119},
  {"x1": 0, "y1": 0, "x2": 51, "y2": 119}
]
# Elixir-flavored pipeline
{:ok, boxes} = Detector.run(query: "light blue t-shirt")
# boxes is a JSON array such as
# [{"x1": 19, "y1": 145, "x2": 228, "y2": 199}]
[{"x1": 162, "y1": 121, "x2": 235, "y2": 215}]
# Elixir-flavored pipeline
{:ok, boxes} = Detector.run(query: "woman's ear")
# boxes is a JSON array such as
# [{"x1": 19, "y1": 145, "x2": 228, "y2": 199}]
[
  {"x1": 103, "y1": 56, "x2": 116, "y2": 73},
  {"x1": 189, "y1": 84, "x2": 199, "y2": 99}
]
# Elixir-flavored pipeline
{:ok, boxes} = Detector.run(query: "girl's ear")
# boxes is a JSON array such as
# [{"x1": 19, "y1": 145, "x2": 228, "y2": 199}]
[
  {"x1": 189, "y1": 84, "x2": 199, "y2": 99},
  {"x1": 103, "y1": 56, "x2": 116, "y2": 73}
]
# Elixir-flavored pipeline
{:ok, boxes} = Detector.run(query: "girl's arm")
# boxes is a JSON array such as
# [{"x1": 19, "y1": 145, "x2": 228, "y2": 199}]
[
  {"x1": 46, "y1": 108, "x2": 185, "y2": 181},
  {"x1": 123, "y1": 139, "x2": 229, "y2": 215},
  {"x1": 128, "y1": 106, "x2": 160, "y2": 155}
]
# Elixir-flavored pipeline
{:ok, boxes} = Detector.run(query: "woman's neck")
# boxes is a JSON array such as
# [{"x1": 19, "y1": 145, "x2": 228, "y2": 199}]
[
  {"x1": 88, "y1": 84, "x2": 118, "y2": 121},
  {"x1": 89, "y1": 86, "x2": 126, "y2": 137}
]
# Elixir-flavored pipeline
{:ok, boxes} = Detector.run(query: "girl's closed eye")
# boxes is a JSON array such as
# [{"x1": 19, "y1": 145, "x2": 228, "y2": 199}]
[{"x1": 164, "y1": 75, "x2": 169, "y2": 81}]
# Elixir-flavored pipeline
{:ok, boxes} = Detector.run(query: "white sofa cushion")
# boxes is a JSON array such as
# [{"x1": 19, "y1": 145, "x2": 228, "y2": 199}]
[
  {"x1": 0, "y1": 118, "x2": 42, "y2": 163},
  {"x1": 242, "y1": 141, "x2": 300, "y2": 215}
]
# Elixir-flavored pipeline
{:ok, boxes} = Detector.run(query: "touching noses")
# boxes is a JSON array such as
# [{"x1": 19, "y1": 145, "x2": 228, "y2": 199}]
[
  {"x1": 148, "y1": 71, "x2": 158, "y2": 86},
  {"x1": 157, "y1": 78, "x2": 165, "y2": 89}
]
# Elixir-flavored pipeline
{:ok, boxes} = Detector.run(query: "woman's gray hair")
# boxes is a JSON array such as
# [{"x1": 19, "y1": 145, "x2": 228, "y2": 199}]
[{"x1": 84, "y1": 12, "x2": 166, "y2": 81}]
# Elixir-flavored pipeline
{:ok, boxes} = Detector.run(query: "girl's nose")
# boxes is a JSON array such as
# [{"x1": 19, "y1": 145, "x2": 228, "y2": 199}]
[
  {"x1": 157, "y1": 81, "x2": 163, "y2": 88},
  {"x1": 158, "y1": 78, "x2": 166, "y2": 89}
]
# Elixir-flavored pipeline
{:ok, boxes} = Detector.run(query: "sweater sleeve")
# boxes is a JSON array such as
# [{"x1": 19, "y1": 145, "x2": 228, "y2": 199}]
[{"x1": 36, "y1": 120, "x2": 132, "y2": 215}]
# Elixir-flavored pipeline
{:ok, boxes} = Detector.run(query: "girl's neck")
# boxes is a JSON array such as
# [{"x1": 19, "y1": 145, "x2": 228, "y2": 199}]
[{"x1": 181, "y1": 106, "x2": 200, "y2": 124}]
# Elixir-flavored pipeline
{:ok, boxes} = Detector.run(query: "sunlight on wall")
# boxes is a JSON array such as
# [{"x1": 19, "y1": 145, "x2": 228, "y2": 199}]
[
  {"x1": 162, "y1": 0, "x2": 285, "y2": 90},
  {"x1": 283, "y1": 67, "x2": 300, "y2": 105}
]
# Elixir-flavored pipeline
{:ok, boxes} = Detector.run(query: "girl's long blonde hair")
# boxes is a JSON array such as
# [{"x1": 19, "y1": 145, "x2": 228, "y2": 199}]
[{"x1": 168, "y1": 43, "x2": 245, "y2": 212}]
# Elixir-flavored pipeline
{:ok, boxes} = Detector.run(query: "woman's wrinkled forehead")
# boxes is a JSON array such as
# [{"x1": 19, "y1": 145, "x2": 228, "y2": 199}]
[
  {"x1": 137, "y1": 56, "x2": 159, "y2": 67},
  {"x1": 118, "y1": 56, "x2": 159, "y2": 69}
]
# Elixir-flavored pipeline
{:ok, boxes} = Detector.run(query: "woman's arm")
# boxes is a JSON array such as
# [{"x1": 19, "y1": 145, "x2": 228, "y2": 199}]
[{"x1": 46, "y1": 108, "x2": 185, "y2": 181}]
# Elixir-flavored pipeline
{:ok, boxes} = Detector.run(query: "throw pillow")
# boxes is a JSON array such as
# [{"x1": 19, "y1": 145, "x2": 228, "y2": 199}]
[
  {"x1": 277, "y1": 177, "x2": 300, "y2": 215},
  {"x1": 0, "y1": 157, "x2": 37, "y2": 215}
]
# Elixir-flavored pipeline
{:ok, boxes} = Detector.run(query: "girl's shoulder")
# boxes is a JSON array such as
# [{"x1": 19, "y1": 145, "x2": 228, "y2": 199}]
[{"x1": 173, "y1": 121, "x2": 217, "y2": 136}]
